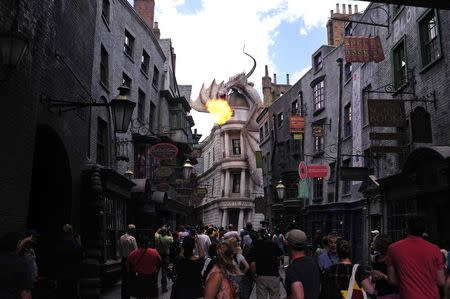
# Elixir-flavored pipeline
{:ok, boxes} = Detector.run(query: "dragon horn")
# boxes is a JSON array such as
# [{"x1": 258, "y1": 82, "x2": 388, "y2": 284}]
[{"x1": 243, "y1": 51, "x2": 257, "y2": 79}]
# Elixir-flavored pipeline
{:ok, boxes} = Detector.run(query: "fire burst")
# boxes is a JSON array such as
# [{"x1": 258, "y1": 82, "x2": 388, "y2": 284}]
[{"x1": 205, "y1": 98, "x2": 233, "y2": 125}]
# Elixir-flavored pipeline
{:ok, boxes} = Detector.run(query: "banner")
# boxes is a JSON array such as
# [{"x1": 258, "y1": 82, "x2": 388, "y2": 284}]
[
  {"x1": 290, "y1": 116, "x2": 305, "y2": 133},
  {"x1": 344, "y1": 36, "x2": 385, "y2": 63}
]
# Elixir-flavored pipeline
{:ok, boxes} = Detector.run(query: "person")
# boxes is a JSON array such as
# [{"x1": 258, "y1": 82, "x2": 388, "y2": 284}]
[
  {"x1": 227, "y1": 238, "x2": 252, "y2": 299},
  {"x1": 0, "y1": 232, "x2": 33, "y2": 299},
  {"x1": 18, "y1": 230, "x2": 39, "y2": 297},
  {"x1": 172, "y1": 235, "x2": 206, "y2": 299},
  {"x1": 195, "y1": 225, "x2": 212, "y2": 257},
  {"x1": 249, "y1": 228, "x2": 283, "y2": 299},
  {"x1": 370, "y1": 234, "x2": 399, "y2": 298},
  {"x1": 317, "y1": 232, "x2": 340, "y2": 273},
  {"x1": 240, "y1": 222, "x2": 257, "y2": 260},
  {"x1": 272, "y1": 228, "x2": 286, "y2": 267},
  {"x1": 224, "y1": 224, "x2": 240, "y2": 240},
  {"x1": 55, "y1": 224, "x2": 83, "y2": 299},
  {"x1": 320, "y1": 239, "x2": 375, "y2": 299},
  {"x1": 385, "y1": 215, "x2": 446, "y2": 299},
  {"x1": 154, "y1": 226, "x2": 173, "y2": 293},
  {"x1": 119, "y1": 224, "x2": 138, "y2": 299},
  {"x1": 127, "y1": 236, "x2": 161, "y2": 299},
  {"x1": 314, "y1": 236, "x2": 328, "y2": 258},
  {"x1": 202, "y1": 243, "x2": 218, "y2": 282},
  {"x1": 284, "y1": 229, "x2": 320, "y2": 299},
  {"x1": 177, "y1": 225, "x2": 189, "y2": 246},
  {"x1": 312, "y1": 230, "x2": 323, "y2": 255},
  {"x1": 204, "y1": 240, "x2": 241, "y2": 299}
]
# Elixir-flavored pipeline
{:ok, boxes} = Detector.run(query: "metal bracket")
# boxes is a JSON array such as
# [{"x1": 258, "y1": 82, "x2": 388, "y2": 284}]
[
  {"x1": 331, "y1": 4, "x2": 390, "y2": 29},
  {"x1": 40, "y1": 94, "x2": 109, "y2": 113}
]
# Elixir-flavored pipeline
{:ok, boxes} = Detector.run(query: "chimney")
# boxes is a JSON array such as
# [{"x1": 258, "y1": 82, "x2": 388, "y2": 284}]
[
  {"x1": 134, "y1": 0, "x2": 155, "y2": 30},
  {"x1": 342, "y1": 3, "x2": 346, "y2": 14},
  {"x1": 355, "y1": 5, "x2": 358, "y2": 13},
  {"x1": 286, "y1": 74, "x2": 290, "y2": 85},
  {"x1": 171, "y1": 47, "x2": 177, "y2": 75},
  {"x1": 348, "y1": 4, "x2": 352, "y2": 14},
  {"x1": 330, "y1": 10, "x2": 334, "y2": 17},
  {"x1": 336, "y1": 3, "x2": 340, "y2": 14},
  {"x1": 273, "y1": 73, "x2": 277, "y2": 84},
  {"x1": 152, "y1": 21, "x2": 160, "y2": 39},
  {"x1": 265, "y1": 65, "x2": 269, "y2": 77}
]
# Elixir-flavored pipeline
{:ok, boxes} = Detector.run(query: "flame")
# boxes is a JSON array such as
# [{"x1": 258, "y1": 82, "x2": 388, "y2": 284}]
[{"x1": 205, "y1": 98, "x2": 233, "y2": 125}]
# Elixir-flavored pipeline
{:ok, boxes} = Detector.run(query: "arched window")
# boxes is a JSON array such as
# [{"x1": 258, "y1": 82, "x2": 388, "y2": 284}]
[{"x1": 411, "y1": 106, "x2": 432, "y2": 143}]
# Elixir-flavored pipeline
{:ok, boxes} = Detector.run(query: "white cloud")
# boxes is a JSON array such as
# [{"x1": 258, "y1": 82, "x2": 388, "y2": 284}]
[
  {"x1": 154, "y1": 0, "x2": 369, "y2": 138},
  {"x1": 299, "y1": 27, "x2": 307, "y2": 36},
  {"x1": 290, "y1": 66, "x2": 311, "y2": 84}
]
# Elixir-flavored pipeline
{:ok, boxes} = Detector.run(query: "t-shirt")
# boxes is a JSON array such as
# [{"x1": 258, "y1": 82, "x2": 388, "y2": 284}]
[
  {"x1": 127, "y1": 248, "x2": 161, "y2": 275},
  {"x1": 154, "y1": 233, "x2": 173, "y2": 256},
  {"x1": 0, "y1": 252, "x2": 33, "y2": 299},
  {"x1": 174, "y1": 256, "x2": 205, "y2": 288},
  {"x1": 223, "y1": 230, "x2": 240, "y2": 240},
  {"x1": 319, "y1": 263, "x2": 369, "y2": 299},
  {"x1": 250, "y1": 239, "x2": 282, "y2": 276},
  {"x1": 194, "y1": 234, "x2": 211, "y2": 257},
  {"x1": 285, "y1": 256, "x2": 321, "y2": 299},
  {"x1": 385, "y1": 235, "x2": 444, "y2": 299},
  {"x1": 119, "y1": 233, "x2": 137, "y2": 258},
  {"x1": 317, "y1": 250, "x2": 339, "y2": 272}
]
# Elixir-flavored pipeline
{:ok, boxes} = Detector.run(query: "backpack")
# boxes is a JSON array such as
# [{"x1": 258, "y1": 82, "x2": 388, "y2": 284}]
[{"x1": 340, "y1": 264, "x2": 367, "y2": 299}]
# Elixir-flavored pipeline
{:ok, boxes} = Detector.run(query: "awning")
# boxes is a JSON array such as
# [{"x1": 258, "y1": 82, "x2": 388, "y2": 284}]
[
  {"x1": 151, "y1": 191, "x2": 168, "y2": 204},
  {"x1": 131, "y1": 179, "x2": 151, "y2": 201}
]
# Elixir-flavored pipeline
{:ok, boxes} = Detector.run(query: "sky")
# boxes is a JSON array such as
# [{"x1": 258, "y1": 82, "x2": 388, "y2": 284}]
[{"x1": 130, "y1": 0, "x2": 369, "y2": 140}]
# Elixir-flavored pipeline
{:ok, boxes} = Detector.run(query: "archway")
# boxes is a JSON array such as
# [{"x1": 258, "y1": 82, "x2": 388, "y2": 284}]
[{"x1": 28, "y1": 125, "x2": 72, "y2": 276}]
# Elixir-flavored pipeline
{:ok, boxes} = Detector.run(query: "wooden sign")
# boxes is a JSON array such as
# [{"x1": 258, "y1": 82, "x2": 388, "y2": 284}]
[
  {"x1": 290, "y1": 116, "x2": 305, "y2": 133},
  {"x1": 312, "y1": 126, "x2": 324, "y2": 137},
  {"x1": 154, "y1": 166, "x2": 173, "y2": 177},
  {"x1": 344, "y1": 36, "x2": 385, "y2": 63},
  {"x1": 195, "y1": 187, "x2": 208, "y2": 195},
  {"x1": 368, "y1": 100, "x2": 405, "y2": 127},
  {"x1": 149, "y1": 143, "x2": 178, "y2": 160}
]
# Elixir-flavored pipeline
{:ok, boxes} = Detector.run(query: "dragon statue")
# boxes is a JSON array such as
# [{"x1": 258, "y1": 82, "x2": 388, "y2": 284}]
[{"x1": 191, "y1": 52, "x2": 264, "y2": 187}]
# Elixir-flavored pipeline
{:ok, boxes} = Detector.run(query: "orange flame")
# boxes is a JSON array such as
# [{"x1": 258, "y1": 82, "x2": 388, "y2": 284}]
[{"x1": 205, "y1": 98, "x2": 233, "y2": 125}]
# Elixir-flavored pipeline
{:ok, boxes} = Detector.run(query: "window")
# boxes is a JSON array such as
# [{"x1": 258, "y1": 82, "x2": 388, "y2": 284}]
[
  {"x1": 149, "y1": 102, "x2": 155, "y2": 130},
  {"x1": 313, "y1": 81, "x2": 325, "y2": 111},
  {"x1": 102, "y1": 0, "x2": 110, "y2": 25},
  {"x1": 345, "y1": 23, "x2": 352, "y2": 36},
  {"x1": 314, "y1": 135, "x2": 324, "y2": 153},
  {"x1": 135, "y1": 143, "x2": 155, "y2": 179},
  {"x1": 211, "y1": 178, "x2": 215, "y2": 197},
  {"x1": 345, "y1": 62, "x2": 352, "y2": 81},
  {"x1": 100, "y1": 45, "x2": 109, "y2": 87},
  {"x1": 419, "y1": 9, "x2": 441, "y2": 67},
  {"x1": 122, "y1": 72, "x2": 132, "y2": 88},
  {"x1": 277, "y1": 112, "x2": 284, "y2": 127},
  {"x1": 259, "y1": 127, "x2": 264, "y2": 141},
  {"x1": 329, "y1": 162, "x2": 336, "y2": 183},
  {"x1": 314, "y1": 52, "x2": 323, "y2": 70},
  {"x1": 97, "y1": 117, "x2": 108, "y2": 165},
  {"x1": 124, "y1": 30, "x2": 134, "y2": 57},
  {"x1": 313, "y1": 178, "x2": 323, "y2": 201},
  {"x1": 138, "y1": 89, "x2": 145, "y2": 122},
  {"x1": 152, "y1": 66, "x2": 159, "y2": 88},
  {"x1": 344, "y1": 103, "x2": 352, "y2": 138},
  {"x1": 343, "y1": 159, "x2": 351, "y2": 194},
  {"x1": 291, "y1": 100, "x2": 298, "y2": 114},
  {"x1": 393, "y1": 39, "x2": 407, "y2": 88},
  {"x1": 264, "y1": 122, "x2": 269, "y2": 136},
  {"x1": 141, "y1": 50, "x2": 150, "y2": 74},
  {"x1": 232, "y1": 173, "x2": 241, "y2": 193},
  {"x1": 232, "y1": 139, "x2": 241, "y2": 155}
]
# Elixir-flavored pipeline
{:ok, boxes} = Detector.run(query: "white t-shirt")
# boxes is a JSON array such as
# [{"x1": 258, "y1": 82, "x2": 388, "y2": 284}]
[{"x1": 195, "y1": 233, "x2": 211, "y2": 256}]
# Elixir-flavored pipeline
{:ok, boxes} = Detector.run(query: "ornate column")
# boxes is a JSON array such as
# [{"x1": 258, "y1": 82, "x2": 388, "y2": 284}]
[
  {"x1": 224, "y1": 131, "x2": 230, "y2": 157},
  {"x1": 247, "y1": 209, "x2": 253, "y2": 225},
  {"x1": 238, "y1": 209, "x2": 244, "y2": 230},
  {"x1": 240, "y1": 169, "x2": 246, "y2": 197},
  {"x1": 224, "y1": 170, "x2": 231, "y2": 197},
  {"x1": 222, "y1": 208, "x2": 229, "y2": 228},
  {"x1": 218, "y1": 209, "x2": 223, "y2": 227},
  {"x1": 221, "y1": 171, "x2": 225, "y2": 197},
  {"x1": 240, "y1": 131, "x2": 244, "y2": 157}
]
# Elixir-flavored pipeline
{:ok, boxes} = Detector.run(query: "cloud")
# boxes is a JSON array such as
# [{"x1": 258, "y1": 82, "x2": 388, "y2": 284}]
[
  {"x1": 153, "y1": 0, "x2": 369, "y2": 138},
  {"x1": 290, "y1": 66, "x2": 311, "y2": 84},
  {"x1": 299, "y1": 27, "x2": 308, "y2": 36}
]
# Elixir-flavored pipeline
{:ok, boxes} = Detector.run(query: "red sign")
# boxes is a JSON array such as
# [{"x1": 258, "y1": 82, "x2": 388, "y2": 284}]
[
  {"x1": 149, "y1": 143, "x2": 178, "y2": 160},
  {"x1": 290, "y1": 116, "x2": 305, "y2": 133},
  {"x1": 299, "y1": 162, "x2": 330, "y2": 180},
  {"x1": 344, "y1": 36, "x2": 385, "y2": 63}
]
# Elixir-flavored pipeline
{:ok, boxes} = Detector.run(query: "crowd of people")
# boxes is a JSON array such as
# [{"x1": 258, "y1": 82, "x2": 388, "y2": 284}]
[{"x1": 1, "y1": 215, "x2": 450, "y2": 299}]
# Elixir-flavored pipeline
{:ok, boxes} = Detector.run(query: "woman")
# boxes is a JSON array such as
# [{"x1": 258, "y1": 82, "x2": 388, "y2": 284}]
[
  {"x1": 320, "y1": 239, "x2": 375, "y2": 299},
  {"x1": 127, "y1": 236, "x2": 161, "y2": 299},
  {"x1": 204, "y1": 241, "x2": 241, "y2": 299},
  {"x1": 370, "y1": 234, "x2": 399, "y2": 299},
  {"x1": 227, "y1": 238, "x2": 252, "y2": 299},
  {"x1": 172, "y1": 235, "x2": 205, "y2": 299},
  {"x1": 272, "y1": 228, "x2": 286, "y2": 267}
]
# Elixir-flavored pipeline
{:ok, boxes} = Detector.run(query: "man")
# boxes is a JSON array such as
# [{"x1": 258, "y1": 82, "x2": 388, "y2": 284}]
[
  {"x1": 195, "y1": 225, "x2": 211, "y2": 257},
  {"x1": 0, "y1": 232, "x2": 33, "y2": 299},
  {"x1": 317, "y1": 232, "x2": 339, "y2": 273},
  {"x1": 284, "y1": 229, "x2": 320, "y2": 299},
  {"x1": 386, "y1": 215, "x2": 445, "y2": 299},
  {"x1": 119, "y1": 224, "x2": 138, "y2": 299},
  {"x1": 223, "y1": 224, "x2": 240, "y2": 240},
  {"x1": 154, "y1": 226, "x2": 173, "y2": 292},
  {"x1": 240, "y1": 222, "x2": 257, "y2": 259},
  {"x1": 56, "y1": 224, "x2": 83, "y2": 299},
  {"x1": 250, "y1": 229, "x2": 283, "y2": 299}
]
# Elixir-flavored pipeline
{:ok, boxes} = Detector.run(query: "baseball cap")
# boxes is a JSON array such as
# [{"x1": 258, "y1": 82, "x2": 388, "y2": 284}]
[{"x1": 286, "y1": 229, "x2": 308, "y2": 249}]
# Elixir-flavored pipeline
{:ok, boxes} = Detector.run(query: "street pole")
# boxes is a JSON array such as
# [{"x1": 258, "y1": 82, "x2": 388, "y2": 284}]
[{"x1": 335, "y1": 58, "x2": 344, "y2": 203}]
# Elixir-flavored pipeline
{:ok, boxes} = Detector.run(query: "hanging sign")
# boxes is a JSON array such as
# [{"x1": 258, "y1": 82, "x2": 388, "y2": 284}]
[
  {"x1": 293, "y1": 133, "x2": 303, "y2": 140},
  {"x1": 195, "y1": 187, "x2": 208, "y2": 195},
  {"x1": 154, "y1": 166, "x2": 173, "y2": 177},
  {"x1": 191, "y1": 148, "x2": 202, "y2": 158},
  {"x1": 312, "y1": 126, "x2": 324, "y2": 137},
  {"x1": 290, "y1": 116, "x2": 305, "y2": 133},
  {"x1": 344, "y1": 36, "x2": 385, "y2": 63},
  {"x1": 368, "y1": 100, "x2": 405, "y2": 127},
  {"x1": 299, "y1": 161, "x2": 330, "y2": 180},
  {"x1": 149, "y1": 143, "x2": 178, "y2": 160},
  {"x1": 297, "y1": 180, "x2": 309, "y2": 199}
]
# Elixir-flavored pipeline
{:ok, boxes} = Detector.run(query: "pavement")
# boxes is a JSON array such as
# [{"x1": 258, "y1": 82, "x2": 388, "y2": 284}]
[{"x1": 101, "y1": 257, "x2": 289, "y2": 298}]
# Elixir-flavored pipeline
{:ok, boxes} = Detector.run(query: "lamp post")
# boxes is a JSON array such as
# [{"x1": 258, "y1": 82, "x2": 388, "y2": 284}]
[
  {"x1": 124, "y1": 164, "x2": 134, "y2": 180},
  {"x1": 275, "y1": 179, "x2": 286, "y2": 200},
  {"x1": 182, "y1": 159, "x2": 193, "y2": 180}
]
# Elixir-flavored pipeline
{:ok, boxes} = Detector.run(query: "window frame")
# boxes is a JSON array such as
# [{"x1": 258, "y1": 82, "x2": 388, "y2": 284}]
[
  {"x1": 344, "y1": 62, "x2": 352, "y2": 82},
  {"x1": 141, "y1": 49, "x2": 150, "y2": 75},
  {"x1": 313, "y1": 80, "x2": 325, "y2": 111},
  {"x1": 314, "y1": 52, "x2": 323, "y2": 71},
  {"x1": 100, "y1": 45, "x2": 109, "y2": 88},
  {"x1": 152, "y1": 66, "x2": 160, "y2": 89},
  {"x1": 232, "y1": 139, "x2": 241, "y2": 155},
  {"x1": 138, "y1": 89, "x2": 145, "y2": 123},
  {"x1": 392, "y1": 36, "x2": 408, "y2": 90},
  {"x1": 122, "y1": 72, "x2": 132, "y2": 88},
  {"x1": 291, "y1": 100, "x2": 299, "y2": 115},
  {"x1": 344, "y1": 103, "x2": 352, "y2": 138},
  {"x1": 232, "y1": 173, "x2": 241, "y2": 193},
  {"x1": 418, "y1": 9, "x2": 442, "y2": 71},
  {"x1": 277, "y1": 112, "x2": 284, "y2": 128},
  {"x1": 96, "y1": 117, "x2": 108, "y2": 166},
  {"x1": 314, "y1": 135, "x2": 324, "y2": 154},
  {"x1": 101, "y1": 0, "x2": 110, "y2": 26},
  {"x1": 123, "y1": 30, "x2": 135, "y2": 59},
  {"x1": 313, "y1": 178, "x2": 323, "y2": 201}
]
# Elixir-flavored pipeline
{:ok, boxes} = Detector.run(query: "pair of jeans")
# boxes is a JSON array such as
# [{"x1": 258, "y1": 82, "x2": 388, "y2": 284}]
[{"x1": 160, "y1": 254, "x2": 169, "y2": 290}]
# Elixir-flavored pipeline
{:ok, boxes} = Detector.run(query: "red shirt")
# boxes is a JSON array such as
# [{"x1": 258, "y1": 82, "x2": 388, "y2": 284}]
[
  {"x1": 386, "y1": 235, "x2": 444, "y2": 299},
  {"x1": 127, "y1": 248, "x2": 161, "y2": 275}
]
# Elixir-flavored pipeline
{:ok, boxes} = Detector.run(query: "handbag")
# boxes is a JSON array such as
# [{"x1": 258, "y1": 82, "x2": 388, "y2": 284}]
[
  {"x1": 341, "y1": 264, "x2": 367, "y2": 299},
  {"x1": 128, "y1": 249, "x2": 158, "y2": 298}
]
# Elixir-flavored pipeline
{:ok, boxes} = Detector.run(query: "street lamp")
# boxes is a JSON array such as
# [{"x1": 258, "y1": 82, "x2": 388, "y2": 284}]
[
  {"x1": 275, "y1": 179, "x2": 286, "y2": 200},
  {"x1": 0, "y1": 24, "x2": 28, "y2": 80},
  {"x1": 124, "y1": 164, "x2": 134, "y2": 180},
  {"x1": 182, "y1": 159, "x2": 193, "y2": 180}
]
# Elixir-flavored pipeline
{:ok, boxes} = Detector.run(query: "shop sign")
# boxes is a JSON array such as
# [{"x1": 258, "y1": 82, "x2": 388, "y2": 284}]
[
  {"x1": 344, "y1": 36, "x2": 385, "y2": 63},
  {"x1": 290, "y1": 116, "x2": 305, "y2": 133},
  {"x1": 154, "y1": 166, "x2": 173, "y2": 177},
  {"x1": 195, "y1": 187, "x2": 208, "y2": 196},
  {"x1": 149, "y1": 143, "x2": 178, "y2": 160},
  {"x1": 297, "y1": 180, "x2": 309, "y2": 199},
  {"x1": 312, "y1": 126, "x2": 324, "y2": 137},
  {"x1": 299, "y1": 162, "x2": 330, "y2": 180},
  {"x1": 293, "y1": 133, "x2": 303, "y2": 140},
  {"x1": 368, "y1": 100, "x2": 405, "y2": 127}
]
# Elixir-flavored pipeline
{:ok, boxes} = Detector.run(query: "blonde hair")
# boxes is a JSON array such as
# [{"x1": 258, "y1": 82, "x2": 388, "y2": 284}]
[{"x1": 216, "y1": 241, "x2": 240, "y2": 275}]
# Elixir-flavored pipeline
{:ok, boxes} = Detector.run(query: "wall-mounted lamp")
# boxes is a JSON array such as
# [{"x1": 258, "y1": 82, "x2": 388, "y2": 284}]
[
  {"x1": 0, "y1": 22, "x2": 28, "y2": 81},
  {"x1": 275, "y1": 179, "x2": 286, "y2": 200},
  {"x1": 182, "y1": 159, "x2": 194, "y2": 180}
]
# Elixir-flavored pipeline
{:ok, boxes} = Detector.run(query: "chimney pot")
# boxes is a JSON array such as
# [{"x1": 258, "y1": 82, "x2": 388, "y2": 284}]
[
  {"x1": 355, "y1": 5, "x2": 358, "y2": 13},
  {"x1": 342, "y1": 4, "x2": 346, "y2": 14},
  {"x1": 336, "y1": 3, "x2": 340, "y2": 13},
  {"x1": 330, "y1": 10, "x2": 334, "y2": 17},
  {"x1": 286, "y1": 74, "x2": 290, "y2": 85},
  {"x1": 273, "y1": 73, "x2": 277, "y2": 84},
  {"x1": 153, "y1": 21, "x2": 159, "y2": 29},
  {"x1": 348, "y1": 4, "x2": 352, "y2": 14},
  {"x1": 265, "y1": 65, "x2": 269, "y2": 77}
]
